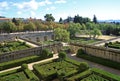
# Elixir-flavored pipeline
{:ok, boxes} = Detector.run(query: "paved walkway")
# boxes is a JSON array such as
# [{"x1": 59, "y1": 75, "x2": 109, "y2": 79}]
[
  {"x1": 67, "y1": 53, "x2": 120, "y2": 75},
  {"x1": 16, "y1": 38, "x2": 39, "y2": 47}
]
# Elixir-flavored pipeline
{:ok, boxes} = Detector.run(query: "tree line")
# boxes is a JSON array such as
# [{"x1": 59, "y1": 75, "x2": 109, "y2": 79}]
[{"x1": 0, "y1": 14, "x2": 120, "y2": 36}]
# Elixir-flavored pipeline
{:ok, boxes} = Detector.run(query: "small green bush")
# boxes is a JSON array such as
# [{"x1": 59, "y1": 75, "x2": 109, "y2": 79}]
[
  {"x1": 21, "y1": 64, "x2": 28, "y2": 70},
  {"x1": 79, "y1": 62, "x2": 89, "y2": 72},
  {"x1": 109, "y1": 42, "x2": 112, "y2": 45},
  {"x1": 41, "y1": 49, "x2": 50, "y2": 58},
  {"x1": 76, "y1": 49, "x2": 84, "y2": 57},
  {"x1": 58, "y1": 51, "x2": 67, "y2": 61}
]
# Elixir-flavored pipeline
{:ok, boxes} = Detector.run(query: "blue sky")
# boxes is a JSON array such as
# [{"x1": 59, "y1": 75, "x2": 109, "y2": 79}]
[{"x1": 0, "y1": 0, "x2": 120, "y2": 21}]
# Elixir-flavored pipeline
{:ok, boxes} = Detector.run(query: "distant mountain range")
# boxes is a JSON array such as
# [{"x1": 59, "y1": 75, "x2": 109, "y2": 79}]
[{"x1": 98, "y1": 20, "x2": 120, "y2": 23}]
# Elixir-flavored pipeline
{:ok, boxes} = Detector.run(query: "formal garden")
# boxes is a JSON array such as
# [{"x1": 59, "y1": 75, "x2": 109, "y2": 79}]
[
  {"x1": 0, "y1": 47, "x2": 120, "y2": 81},
  {"x1": 32, "y1": 52, "x2": 120, "y2": 81},
  {"x1": 0, "y1": 41, "x2": 32, "y2": 54},
  {"x1": 0, "y1": 64, "x2": 39, "y2": 81},
  {"x1": 105, "y1": 41, "x2": 120, "y2": 49}
]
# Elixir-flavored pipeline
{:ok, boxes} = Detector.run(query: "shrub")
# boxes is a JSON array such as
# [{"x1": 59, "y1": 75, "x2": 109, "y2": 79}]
[
  {"x1": 109, "y1": 42, "x2": 112, "y2": 45},
  {"x1": 58, "y1": 51, "x2": 67, "y2": 61},
  {"x1": 41, "y1": 49, "x2": 50, "y2": 58},
  {"x1": 24, "y1": 69, "x2": 39, "y2": 81},
  {"x1": 104, "y1": 43, "x2": 108, "y2": 47},
  {"x1": 79, "y1": 62, "x2": 89, "y2": 72},
  {"x1": 21, "y1": 64, "x2": 28, "y2": 70},
  {"x1": 76, "y1": 49, "x2": 84, "y2": 57},
  {"x1": 22, "y1": 42, "x2": 26, "y2": 45}
]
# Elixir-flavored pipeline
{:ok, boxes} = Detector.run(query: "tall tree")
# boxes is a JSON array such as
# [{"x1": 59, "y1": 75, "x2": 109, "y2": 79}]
[
  {"x1": 12, "y1": 18, "x2": 17, "y2": 25},
  {"x1": 54, "y1": 28, "x2": 70, "y2": 42},
  {"x1": 1, "y1": 22, "x2": 16, "y2": 33},
  {"x1": 44, "y1": 14, "x2": 55, "y2": 22},
  {"x1": 23, "y1": 22, "x2": 36, "y2": 31},
  {"x1": 59, "y1": 17, "x2": 63, "y2": 24},
  {"x1": 67, "y1": 23, "x2": 80, "y2": 38},
  {"x1": 93, "y1": 15, "x2": 97, "y2": 24}
]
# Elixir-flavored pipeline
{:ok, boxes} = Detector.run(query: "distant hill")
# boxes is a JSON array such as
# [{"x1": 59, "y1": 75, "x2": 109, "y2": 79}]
[
  {"x1": 98, "y1": 20, "x2": 120, "y2": 23},
  {"x1": 0, "y1": 16, "x2": 6, "y2": 18}
]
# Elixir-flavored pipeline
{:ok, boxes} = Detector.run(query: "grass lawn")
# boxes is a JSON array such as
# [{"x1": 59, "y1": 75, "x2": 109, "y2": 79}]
[{"x1": 0, "y1": 41, "x2": 31, "y2": 54}]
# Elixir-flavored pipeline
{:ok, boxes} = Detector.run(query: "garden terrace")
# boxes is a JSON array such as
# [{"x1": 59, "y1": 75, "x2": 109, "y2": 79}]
[
  {"x1": 0, "y1": 66, "x2": 39, "y2": 81},
  {"x1": 66, "y1": 68, "x2": 120, "y2": 81},
  {"x1": 0, "y1": 41, "x2": 32, "y2": 54},
  {"x1": 33, "y1": 58, "x2": 120, "y2": 81},
  {"x1": 33, "y1": 58, "x2": 81, "y2": 81},
  {"x1": 105, "y1": 41, "x2": 120, "y2": 49},
  {"x1": 0, "y1": 42, "x2": 62, "y2": 63},
  {"x1": 70, "y1": 43, "x2": 120, "y2": 63},
  {"x1": 70, "y1": 37, "x2": 100, "y2": 45}
]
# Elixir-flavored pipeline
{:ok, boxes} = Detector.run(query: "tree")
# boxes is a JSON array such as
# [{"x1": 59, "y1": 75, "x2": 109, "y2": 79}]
[
  {"x1": 92, "y1": 28, "x2": 102, "y2": 39},
  {"x1": 23, "y1": 22, "x2": 36, "y2": 31},
  {"x1": 1, "y1": 22, "x2": 16, "y2": 33},
  {"x1": 44, "y1": 14, "x2": 55, "y2": 22},
  {"x1": 67, "y1": 23, "x2": 80, "y2": 38},
  {"x1": 93, "y1": 15, "x2": 97, "y2": 24},
  {"x1": 12, "y1": 18, "x2": 17, "y2": 25},
  {"x1": 58, "y1": 52, "x2": 67, "y2": 61},
  {"x1": 66, "y1": 16, "x2": 72, "y2": 23},
  {"x1": 59, "y1": 17, "x2": 63, "y2": 24},
  {"x1": 74, "y1": 15, "x2": 91, "y2": 24},
  {"x1": 54, "y1": 28, "x2": 70, "y2": 42}
]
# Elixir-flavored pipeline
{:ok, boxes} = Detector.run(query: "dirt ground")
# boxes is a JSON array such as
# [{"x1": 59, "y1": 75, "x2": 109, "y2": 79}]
[{"x1": 76, "y1": 35, "x2": 116, "y2": 40}]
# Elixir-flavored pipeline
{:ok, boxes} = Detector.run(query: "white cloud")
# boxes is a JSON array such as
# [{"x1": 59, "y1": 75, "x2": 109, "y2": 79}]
[
  {"x1": 17, "y1": 11, "x2": 22, "y2": 15},
  {"x1": 13, "y1": 0, "x2": 52, "y2": 11},
  {"x1": 46, "y1": 6, "x2": 56, "y2": 11},
  {"x1": 30, "y1": 11, "x2": 36, "y2": 17},
  {"x1": 55, "y1": 0, "x2": 66, "y2": 4},
  {"x1": 13, "y1": 0, "x2": 38, "y2": 10},
  {"x1": 53, "y1": 12, "x2": 69, "y2": 21},
  {"x1": 0, "y1": 1, "x2": 9, "y2": 9}
]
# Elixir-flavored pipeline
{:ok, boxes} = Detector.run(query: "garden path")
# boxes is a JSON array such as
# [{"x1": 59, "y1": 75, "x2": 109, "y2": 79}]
[
  {"x1": 67, "y1": 53, "x2": 120, "y2": 75},
  {"x1": 16, "y1": 38, "x2": 39, "y2": 47}
]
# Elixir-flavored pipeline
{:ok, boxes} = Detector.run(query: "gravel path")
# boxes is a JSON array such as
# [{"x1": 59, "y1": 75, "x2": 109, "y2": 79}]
[
  {"x1": 67, "y1": 53, "x2": 120, "y2": 75},
  {"x1": 16, "y1": 38, "x2": 39, "y2": 47}
]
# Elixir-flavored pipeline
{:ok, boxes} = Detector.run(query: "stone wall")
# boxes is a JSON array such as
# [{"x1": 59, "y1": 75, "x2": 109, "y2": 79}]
[
  {"x1": 0, "y1": 43, "x2": 62, "y2": 63},
  {"x1": 70, "y1": 43, "x2": 120, "y2": 63},
  {"x1": 0, "y1": 31, "x2": 54, "y2": 43}
]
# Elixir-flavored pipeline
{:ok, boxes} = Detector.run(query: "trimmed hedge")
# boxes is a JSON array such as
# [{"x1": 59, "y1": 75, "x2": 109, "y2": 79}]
[
  {"x1": 66, "y1": 68, "x2": 120, "y2": 81},
  {"x1": 0, "y1": 68, "x2": 22, "y2": 77},
  {"x1": 0, "y1": 53, "x2": 53, "y2": 71},
  {"x1": 33, "y1": 58, "x2": 89, "y2": 81},
  {"x1": 24, "y1": 69, "x2": 39, "y2": 81},
  {"x1": 0, "y1": 56, "x2": 41, "y2": 71},
  {"x1": 92, "y1": 68, "x2": 120, "y2": 81},
  {"x1": 66, "y1": 69, "x2": 92, "y2": 81}
]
